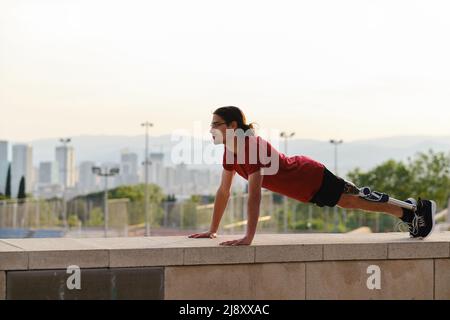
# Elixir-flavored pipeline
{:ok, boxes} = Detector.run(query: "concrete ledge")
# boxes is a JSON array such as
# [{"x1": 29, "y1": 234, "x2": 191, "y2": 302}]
[
  {"x1": 0, "y1": 241, "x2": 28, "y2": 270},
  {"x1": 6, "y1": 267, "x2": 164, "y2": 300},
  {"x1": 165, "y1": 263, "x2": 306, "y2": 300},
  {"x1": 306, "y1": 260, "x2": 434, "y2": 300},
  {"x1": 2, "y1": 233, "x2": 450, "y2": 269},
  {"x1": 1, "y1": 232, "x2": 450, "y2": 299},
  {"x1": 0, "y1": 271, "x2": 5, "y2": 300},
  {"x1": 1, "y1": 239, "x2": 109, "y2": 269},
  {"x1": 435, "y1": 259, "x2": 450, "y2": 300}
]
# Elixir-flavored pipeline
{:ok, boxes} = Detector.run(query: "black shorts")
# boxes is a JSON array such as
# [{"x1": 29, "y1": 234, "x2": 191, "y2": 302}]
[{"x1": 309, "y1": 168, "x2": 346, "y2": 207}]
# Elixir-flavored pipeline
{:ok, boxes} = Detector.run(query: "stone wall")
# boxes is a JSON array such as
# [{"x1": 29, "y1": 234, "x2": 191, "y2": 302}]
[{"x1": 1, "y1": 232, "x2": 449, "y2": 300}]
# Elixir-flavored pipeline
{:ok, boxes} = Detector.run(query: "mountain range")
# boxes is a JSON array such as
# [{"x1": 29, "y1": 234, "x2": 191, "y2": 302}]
[{"x1": 6, "y1": 134, "x2": 450, "y2": 177}]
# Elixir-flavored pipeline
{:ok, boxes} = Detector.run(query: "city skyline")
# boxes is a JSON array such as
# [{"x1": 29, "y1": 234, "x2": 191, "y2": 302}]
[
  {"x1": 0, "y1": 138, "x2": 226, "y2": 199},
  {"x1": 2, "y1": 131, "x2": 450, "y2": 200},
  {"x1": 3, "y1": 133, "x2": 450, "y2": 173}
]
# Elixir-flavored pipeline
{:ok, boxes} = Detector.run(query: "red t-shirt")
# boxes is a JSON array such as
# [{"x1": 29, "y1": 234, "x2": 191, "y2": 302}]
[{"x1": 222, "y1": 135, "x2": 325, "y2": 202}]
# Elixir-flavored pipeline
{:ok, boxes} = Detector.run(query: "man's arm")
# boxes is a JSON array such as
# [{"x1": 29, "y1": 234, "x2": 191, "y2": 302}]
[
  {"x1": 209, "y1": 169, "x2": 236, "y2": 233},
  {"x1": 189, "y1": 169, "x2": 235, "y2": 238},
  {"x1": 220, "y1": 170, "x2": 263, "y2": 246},
  {"x1": 244, "y1": 170, "x2": 263, "y2": 241}
]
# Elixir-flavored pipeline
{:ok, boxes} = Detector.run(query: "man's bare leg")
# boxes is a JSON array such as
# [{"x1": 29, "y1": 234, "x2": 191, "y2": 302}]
[{"x1": 337, "y1": 193, "x2": 403, "y2": 218}]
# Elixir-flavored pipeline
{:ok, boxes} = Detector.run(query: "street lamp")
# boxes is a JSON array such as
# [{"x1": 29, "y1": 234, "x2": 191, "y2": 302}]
[
  {"x1": 92, "y1": 166, "x2": 120, "y2": 237},
  {"x1": 280, "y1": 132, "x2": 295, "y2": 155},
  {"x1": 59, "y1": 138, "x2": 71, "y2": 231},
  {"x1": 60, "y1": 138, "x2": 71, "y2": 145},
  {"x1": 329, "y1": 139, "x2": 343, "y2": 175},
  {"x1": 280, "y1": 131, "x2": 295, "y2": 233},
  {"x1": 329, "y1": 139, "x2": 343, "y2": 232},
  {"x1": 141, "y1": 121, "x2": 153, "y2": 236}
]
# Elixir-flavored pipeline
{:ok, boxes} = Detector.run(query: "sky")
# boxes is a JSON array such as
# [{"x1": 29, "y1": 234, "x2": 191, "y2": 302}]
[{"x1": 1, "y1": 0, "x2": 450, "y2": 143}]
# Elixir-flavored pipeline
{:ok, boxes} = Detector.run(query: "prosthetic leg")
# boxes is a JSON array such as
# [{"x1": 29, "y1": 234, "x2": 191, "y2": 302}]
[
  {"x1": 342, "y1": 181, "x2": 439, "y2": 239},
  {"x1": 343, "y1": 180, "x2": 417, "y2": 213}
]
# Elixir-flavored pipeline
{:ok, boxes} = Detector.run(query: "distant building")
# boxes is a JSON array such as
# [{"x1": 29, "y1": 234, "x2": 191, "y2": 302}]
[
  {"x1": 0, "y1": 140, "x2": 8, "y2": 194},
  {"x1": 78, "y1": 161, "x2": 97, "y2": 193},
  {"x1": 148, "y1": 152, "x2": 164, "y2": 186},
  {"x1": 11, "y1": 144, "x2": 33, "y2": 197},
  {"x1": 36, "y1": 183, "x2": 63, "y2": 199},
  {"x1": 163, "y1": 166, "x2": 176, "y2": 193},
  {"x1": 55, "y1": 145, "x2": 76, "y2": 188},
  {"x1": 38, "y1": 161, "x2": 59, "y2": 185},
  {"x1": 174, "y1": 162, "x2": 189, "y2": 195},
  {"x1": 120, "y1": 151, "x2": 139, "y2": 185}
]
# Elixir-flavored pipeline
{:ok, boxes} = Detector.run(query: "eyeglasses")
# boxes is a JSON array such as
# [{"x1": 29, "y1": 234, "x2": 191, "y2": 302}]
[{"x1": 210, "y1": 122, "x2": 226, "y2": 128}]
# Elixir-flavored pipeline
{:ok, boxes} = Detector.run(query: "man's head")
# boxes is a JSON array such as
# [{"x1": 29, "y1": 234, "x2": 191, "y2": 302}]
[{"x1": 210, "y1": 106, "x2": 254, "y2": 145}]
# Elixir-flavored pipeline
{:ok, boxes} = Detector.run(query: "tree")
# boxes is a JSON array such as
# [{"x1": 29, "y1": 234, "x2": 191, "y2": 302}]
[
  {"x1": 108, "y1": 183, "x2": 165, "y2": 203},
  {"x1": 87, "y1": 207, "x2": 104, "y2": 227},
  {"x1": 5, "y1": 163, "x2": 11, "y2": 199},
  {"x1": 346, "y1": 159, "x2": 414, "y2": 201},
  {"x1": 79, "y1": 183, "x2": 166, "y2": 226},
  {"x1": 166, "y1": 194, "x2": 177, "y2": 202},
  {"x1": 407, "y1": 149, "x2": 450, "y2": 205},
  {"x1": 18, "y1": 176, "x2": 26, "y2": 200}
]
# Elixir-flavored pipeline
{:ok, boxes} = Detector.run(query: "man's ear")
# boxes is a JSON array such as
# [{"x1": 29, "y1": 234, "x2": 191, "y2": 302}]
[{"x1": 229, "y1": 121, "x2": 238, "y2": 129}]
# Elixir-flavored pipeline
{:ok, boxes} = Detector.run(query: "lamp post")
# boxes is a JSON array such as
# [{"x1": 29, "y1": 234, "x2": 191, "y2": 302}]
[
  {"x1": 92, "y1": 166, "x2": 120, "y2": 237},
  {"x1": 329, "y1": 139, "x2": 343, "y2": 232},
  {"x1": 280, "y1": 132, "x2": 295, "y2": 156},
  {"x1": 59, "y1": 138, "x2": 71, "y2": 231},
  {"x1": 329, "y1": 139, "x2": 343, "y2": 176},
  {"x1": 141, "y1": 122, "x2": 153, "y2": 236},
  {"x1": 280, "y1": 131, "x2": 295, "y2": 233}
]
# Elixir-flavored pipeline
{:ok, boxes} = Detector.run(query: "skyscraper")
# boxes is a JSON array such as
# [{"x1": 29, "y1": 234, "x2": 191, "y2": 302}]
[
  {"x1": 120, "y1": 151, "x2": 139, "y2": 185},
  {"x1": 149, "y1": 152, "x2": 164, "y2": 186},
  {"x1": 11, "y1": 144, "x2": 33, "y2": 197},
  {"x1": 0, "y1": 140, "x2": 8, "y2": 194},
  {"x1": 38, "y1": 161, "x2": 59, "y2": 185},
  {"x1": 163, "y1": 166, "x2": 176, "y2": 193},
  {"x1": 78, "y1": 161, "x2": 97, "y2": 193},
  {"x1": 175, "y1": 162, "x2": 188, "y2": 195},
  {"x1": 55, "y1": 145, "x2": 76, "y2": 188}
]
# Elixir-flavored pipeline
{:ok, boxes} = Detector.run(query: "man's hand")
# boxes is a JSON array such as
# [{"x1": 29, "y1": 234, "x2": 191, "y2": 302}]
[
  {"x1": 188, "y1": 231, "x2": 217, "y2": 239},
  {"x1": 219, "y1": 236, "x2": 253, "y2": 246}
]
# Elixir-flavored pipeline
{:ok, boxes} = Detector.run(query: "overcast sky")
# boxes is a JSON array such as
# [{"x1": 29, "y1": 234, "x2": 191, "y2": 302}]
[{"x1": 1, "y1": 0, "x2": 450, "y2": 142}]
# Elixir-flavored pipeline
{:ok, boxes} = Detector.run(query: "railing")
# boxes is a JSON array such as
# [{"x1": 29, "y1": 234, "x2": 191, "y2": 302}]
[{"x1": 0, "y1": 191, "x2": 433, "y2": 239}]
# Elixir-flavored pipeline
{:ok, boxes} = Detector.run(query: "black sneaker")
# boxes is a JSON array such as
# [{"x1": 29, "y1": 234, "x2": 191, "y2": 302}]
[
  {"x1": 412, "y1": 198, "x2": 436, "y2": 239},
  {"x1": 399, "y1": 198, "x2": 417, "y2": 237}
]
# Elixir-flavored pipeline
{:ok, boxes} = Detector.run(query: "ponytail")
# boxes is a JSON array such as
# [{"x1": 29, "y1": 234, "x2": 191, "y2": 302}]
[{"x1": 213, "y1": 106, "x2": 257, "y2": 135}]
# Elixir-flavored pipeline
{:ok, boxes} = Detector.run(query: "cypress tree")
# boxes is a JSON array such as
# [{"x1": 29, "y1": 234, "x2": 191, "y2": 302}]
[
  {"x1": 18, "y1": 176, "x2": 26, "y2": 200},
  {"x1": 5, "y1": 163, "x2": 11, "y2": 199}
]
